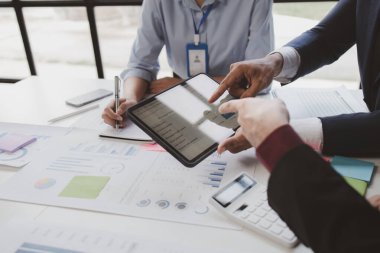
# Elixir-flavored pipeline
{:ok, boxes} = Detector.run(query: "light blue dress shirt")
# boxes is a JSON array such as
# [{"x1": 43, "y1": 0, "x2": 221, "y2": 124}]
[{"x1": 121, "y1": 0, "x2": 274, "y2": 83}]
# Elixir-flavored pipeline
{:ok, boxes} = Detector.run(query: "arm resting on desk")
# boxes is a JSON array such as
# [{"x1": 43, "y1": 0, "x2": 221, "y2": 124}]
[{"x1": 267, "y1": 145, "x2": 380, "y2": 253}]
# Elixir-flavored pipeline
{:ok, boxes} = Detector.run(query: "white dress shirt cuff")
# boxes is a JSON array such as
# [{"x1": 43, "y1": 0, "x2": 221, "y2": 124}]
[
  {"x1": 120, "y1": 68, "x2": 155, "y2": 83},
  {"x1": 272, "y1": 47, "x2": 300, "y2": 84},
  {"x1": 290, "y1": 118, "x2": 324, "y2": 152}
]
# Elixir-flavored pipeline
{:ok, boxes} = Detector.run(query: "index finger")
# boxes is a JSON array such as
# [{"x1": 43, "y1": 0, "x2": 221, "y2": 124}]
[
  {"x1": 208, "y1": 67, "x2": 243, "y2": 103},
  {"x1": 208, "y1": 81, "x2": 229, "y2": 104},
  {"x1": 218, "y1": 100, "x2": 243, "y2": 114}
]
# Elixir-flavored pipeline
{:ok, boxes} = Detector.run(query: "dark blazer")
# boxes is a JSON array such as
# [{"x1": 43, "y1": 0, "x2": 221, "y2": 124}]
[
  {"x1": 268, "y1": 144, "x2": 380, "y2": 253},
  {"x1": 286, "y1": 0, "x2": 380, "y2": 156}
]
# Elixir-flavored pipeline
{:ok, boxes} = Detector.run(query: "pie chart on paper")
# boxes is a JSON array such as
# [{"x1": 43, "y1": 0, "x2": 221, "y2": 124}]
[{"x1": 34, "y1": 178, "x2": 56, "y2": 190}]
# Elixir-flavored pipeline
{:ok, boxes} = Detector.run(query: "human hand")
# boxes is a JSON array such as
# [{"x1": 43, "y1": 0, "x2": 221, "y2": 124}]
[
  {"x1": 217, "y1": 127, "x2": 252, "y2": 154},
  {"x1": 149, "y1": 77, "x2": 182, "y2": 94},
  {"x1": 218, "y1": 98, "x2": 289, "y2": 147},
  {"x1": 368, "y1": 195, "x2": 380, "y2": 211},
  {"x1": 101, "y1": 98, "x2": 137, "y2": 128},
  {"x1": 209, "y1": 53, "x2": 283, "y2": 103}
]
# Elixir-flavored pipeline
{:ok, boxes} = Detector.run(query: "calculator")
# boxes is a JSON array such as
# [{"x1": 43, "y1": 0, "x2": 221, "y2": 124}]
[{"x1": 209, "y1": 173, "x2": 298, "y2": 248}]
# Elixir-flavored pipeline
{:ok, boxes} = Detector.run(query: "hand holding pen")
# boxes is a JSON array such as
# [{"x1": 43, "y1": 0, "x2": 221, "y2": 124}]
[{"x1": 101, "y1": 77, "x2": 137, "y2": 128}]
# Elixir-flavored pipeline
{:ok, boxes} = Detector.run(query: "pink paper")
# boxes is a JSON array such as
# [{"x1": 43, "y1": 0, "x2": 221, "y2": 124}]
[
  {"x1": 0, "y1": 133, "x2": 37, "y2": 153},
  {"x1": 141, "y1": 143, "x2": 166, "y2": 152}
]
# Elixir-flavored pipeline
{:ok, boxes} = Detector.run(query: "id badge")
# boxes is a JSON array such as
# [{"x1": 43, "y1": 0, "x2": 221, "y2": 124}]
[{"x1": 186, "y1": 43, "x2": 209, "y2": 77}]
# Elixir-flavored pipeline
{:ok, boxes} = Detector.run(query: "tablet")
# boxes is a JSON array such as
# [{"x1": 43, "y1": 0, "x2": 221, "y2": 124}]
[{"x1": 128, "y1": 73, "x2": 239, "y2": 167}]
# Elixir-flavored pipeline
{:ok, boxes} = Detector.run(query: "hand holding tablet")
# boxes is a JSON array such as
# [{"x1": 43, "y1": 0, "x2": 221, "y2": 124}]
[{"x1": 128, "y1": 74, "x2": 239, "y2": 167}]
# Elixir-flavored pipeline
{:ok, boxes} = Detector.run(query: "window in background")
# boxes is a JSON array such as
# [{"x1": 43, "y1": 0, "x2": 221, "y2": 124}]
[
  {"x1": 96, "y1": 6, "x2": 171, "y2": 79},
  {"x1": 0, "y1": 8, "x2": 29, "y2": 79},
  {"x1": 23, "y1": 7, "x2": 97, "y2": 78},
  {"x1": 273, "y1": 2, "x2": 359, "y2": 88}
]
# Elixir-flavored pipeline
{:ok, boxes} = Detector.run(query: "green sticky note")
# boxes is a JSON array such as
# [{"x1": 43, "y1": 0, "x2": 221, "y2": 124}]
[
  {"x1": 59, "y1": 176, "x2": 110, "y2": 199},
  {"x1": 343, "y1": 176, "x2": 368, "y2": 196}
]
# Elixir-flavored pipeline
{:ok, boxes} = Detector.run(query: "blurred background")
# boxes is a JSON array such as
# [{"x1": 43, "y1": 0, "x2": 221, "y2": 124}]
[{"x1": 0, "y1": 1, "x2": 359, "y2": 85}]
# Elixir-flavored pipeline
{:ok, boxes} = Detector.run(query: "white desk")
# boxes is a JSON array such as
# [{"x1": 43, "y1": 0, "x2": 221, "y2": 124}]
[{"x1": 0, "y1": 77, "x2": 378, "y2": 253}]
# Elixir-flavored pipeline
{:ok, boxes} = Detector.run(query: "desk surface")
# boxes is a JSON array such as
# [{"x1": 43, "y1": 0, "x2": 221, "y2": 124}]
[{"x1": 0, "y1": 77, "x2": 377, "y2": 253}]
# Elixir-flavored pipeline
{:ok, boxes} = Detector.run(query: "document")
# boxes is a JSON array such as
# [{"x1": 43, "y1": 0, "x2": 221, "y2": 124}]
[
  {"x1": 0, "y1": 123, "x2": 70, "y2": 167},
  {"x1": 272, "y1": 87, "x2": 369, "y2": 119},
  {"x1": 0, "y1": 220, "x2": 233, "y2": 253},
  {"x1": 0, "y1": 128, "x2": 238, "y2": 229},
  {"x1": 73, "y1": 109, "x2": 152, "y2": 141}
]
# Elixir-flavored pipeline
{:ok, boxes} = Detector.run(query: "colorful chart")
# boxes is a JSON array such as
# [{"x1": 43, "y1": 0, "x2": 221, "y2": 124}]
[{"x1": 34, "y1": 178, "x2": 56, "y2": 190}]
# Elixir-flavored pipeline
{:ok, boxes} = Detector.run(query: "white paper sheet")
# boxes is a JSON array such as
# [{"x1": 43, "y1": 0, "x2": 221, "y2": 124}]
[
  {"x1": 0, "y1": 123, "x2": 70, "y2": 167},
  {"x1": 272, "y1": 87, "x2": 369, "y2": 119},
  {"x1": 73, "y1": 109, "x2": 152, "y2": 141},
  {"x1": 0, "y1": 220, "x2": 234, "y2": 253},
  {"x1": 0, "y1": 128, "x2": 239, "y2": 229}
]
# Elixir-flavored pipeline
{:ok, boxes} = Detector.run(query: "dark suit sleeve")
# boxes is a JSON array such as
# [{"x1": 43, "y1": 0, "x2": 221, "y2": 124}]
[
  {"x1": 320, "y1": 111, "x2": 380, "y2": 156},
  {"x1": 285, "y1": 0, "x2": 356, "y2": 80},
  {"x1": 268, "y1": 145, "x2": 380, "y2": 253}
]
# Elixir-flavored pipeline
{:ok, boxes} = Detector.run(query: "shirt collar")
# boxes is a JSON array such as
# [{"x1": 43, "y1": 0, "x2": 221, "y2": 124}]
[{"x1": 181, "y1": 0, "x2": 218, "y2": 11}]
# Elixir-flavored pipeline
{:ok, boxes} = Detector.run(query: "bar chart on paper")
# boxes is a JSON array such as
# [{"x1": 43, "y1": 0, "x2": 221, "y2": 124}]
[{"x1": 0, "y1": 128, "x2": 239, "y2": 229}]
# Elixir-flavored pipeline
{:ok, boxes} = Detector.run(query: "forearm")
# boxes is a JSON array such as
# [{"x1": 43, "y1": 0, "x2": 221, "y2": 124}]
[
  {"x1": 267, "y1": 145, "x2": 380, "y2": 253},
  {"x1": 321, "y1": 111, "x2": 380, "y2": 156},
  {"x1": 285, "y1": 0, "x2": 355, "y2": 80},
  {"x1": 256, "y1": 126, "x2": 380, "y2": 252},
  {"x1": 123, "y1": 77, "x2": 149, "y2": 102}
]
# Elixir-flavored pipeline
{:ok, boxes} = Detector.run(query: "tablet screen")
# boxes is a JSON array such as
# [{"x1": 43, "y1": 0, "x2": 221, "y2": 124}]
[{"x1": 129, "y1": 74, "x2": 239, "y2": 165}]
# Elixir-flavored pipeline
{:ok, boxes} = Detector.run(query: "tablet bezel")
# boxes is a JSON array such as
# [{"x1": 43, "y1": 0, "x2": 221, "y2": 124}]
[{"x1": 127, "y1": 73, "x2": 235, "y2": 167}]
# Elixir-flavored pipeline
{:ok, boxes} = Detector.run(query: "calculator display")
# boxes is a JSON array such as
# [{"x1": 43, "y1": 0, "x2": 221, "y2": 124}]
[{"x1": 213, "y1": 174, "x2": 256, "y2": 207}]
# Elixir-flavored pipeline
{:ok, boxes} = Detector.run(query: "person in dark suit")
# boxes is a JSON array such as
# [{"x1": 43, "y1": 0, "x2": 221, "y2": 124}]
[
  {"x1": 208, "y1": 0, "x2": 380, "y2": 157},
  {"x1": 218, "y1": 97, "x2": 380, "y2": 253}
]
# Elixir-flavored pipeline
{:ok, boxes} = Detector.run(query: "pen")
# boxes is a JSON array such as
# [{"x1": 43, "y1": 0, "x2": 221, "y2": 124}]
[
  {"x1": 48, "y1": 104, "x2": 99, "y2": 123},
  {"x1": 114, "y1": 76, "x2": 120, "y2": 129}
]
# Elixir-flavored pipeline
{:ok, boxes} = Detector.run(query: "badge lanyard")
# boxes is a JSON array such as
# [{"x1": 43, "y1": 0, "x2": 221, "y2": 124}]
[
  {"x1": 191, "y1": 4, "x2": 213, "y2": 46},
  {"x1": 186, "y1": 4, "x2": 213, "y2": 77}
]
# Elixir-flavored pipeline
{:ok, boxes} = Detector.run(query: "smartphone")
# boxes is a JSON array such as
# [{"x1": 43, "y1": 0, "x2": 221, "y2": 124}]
[{"x1": 65, "y1": 89, "x2": 113, "y2": 107}]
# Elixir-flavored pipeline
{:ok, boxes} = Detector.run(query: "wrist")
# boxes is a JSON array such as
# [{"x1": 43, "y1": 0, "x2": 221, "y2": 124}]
[
  {"x1": 256, "y1": 125, "x2": 304, "y2": 172},
  {"x1": 125, "y1": 98, "x2": 138, "y2": 104},
  {"x1": 267, "y1": 52, "x2": 284, "y2": 77}
]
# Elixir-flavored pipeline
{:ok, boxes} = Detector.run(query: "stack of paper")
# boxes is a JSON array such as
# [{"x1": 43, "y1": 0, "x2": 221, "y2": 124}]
[{"x1": 331, "y1": 156, "x2": 375, "y2": 196}]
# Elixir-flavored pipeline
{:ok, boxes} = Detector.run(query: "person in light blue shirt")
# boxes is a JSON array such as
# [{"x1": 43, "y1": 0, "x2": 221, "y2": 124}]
[{"x1": 103, "y1": 0, "x2": 274, "y2": 128}]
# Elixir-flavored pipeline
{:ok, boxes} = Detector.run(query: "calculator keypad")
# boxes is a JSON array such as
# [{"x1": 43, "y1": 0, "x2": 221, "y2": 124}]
[{"x1": 234, "y1": 188, "x2": 297, "y2": 245}]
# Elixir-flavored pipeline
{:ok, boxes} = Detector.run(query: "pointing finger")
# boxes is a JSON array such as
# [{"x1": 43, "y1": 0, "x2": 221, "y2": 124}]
[
  {"x1": 209, "y1": 66, "x2": 244, "y2": 103},
  {"x1": 209, "y1": 82, "x2": 229, "y2": 104}
]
